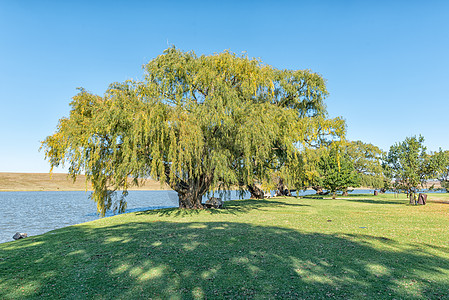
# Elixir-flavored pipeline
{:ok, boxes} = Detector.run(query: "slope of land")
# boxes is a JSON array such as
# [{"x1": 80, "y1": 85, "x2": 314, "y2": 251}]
[
  {"x1": 1, "y1": 193, "x2": 449, "y2": 299},
  {"x1": 0, "y1": 172, "x2": 170, "y2": 192}
]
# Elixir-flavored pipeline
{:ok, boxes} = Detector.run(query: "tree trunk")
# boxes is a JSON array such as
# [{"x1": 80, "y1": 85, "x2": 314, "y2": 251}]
[
  {"x1": 332, "y1": 192, "x2": 336, "y2": 199},
  {"x1": 409, "y1": 193, "x2": 415, "y2": 205},
  {"x1": 342, "y1": 189, "x2": 348, "y2": 196},
  {"x1": 276, "y1": 178, "x2": 292, "y2": 197},
  {"x1": 177, "y1": 188, "x2": 204, "y2": 209},
  {"x1": 247, "y1": 183, "x2": 265, "y2": 199},
  {"x1": 165, "y1": 165, "x2": 212, "y2": 209},
  {"x1": 312, "y1": 186, "x2": 324, "y2": 195}
]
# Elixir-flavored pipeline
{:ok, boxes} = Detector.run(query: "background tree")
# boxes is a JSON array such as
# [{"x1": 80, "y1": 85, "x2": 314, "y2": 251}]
[
  {"x1": 440, "y1": 151, "x2": 449, "y2": 192},
  {"x1": 384, "y1": 135, "x2": 438, "y2": 204},
  {"x1": 319, "y1": 144, "x2": 360, "y2": 198},
  {"x1": 261, "y1": 116, "x2": 345, "y2": 198},
  {"x1": 432, "y1": 150, "x2": 449, "y2": 192},
  {"x1": 345, "y1": 140, "x2": 385, "y2": 190},
  {"x1": 42, "y1": 47, "x2": 344, "y2": 215},
  {"x1": 288, "y1": 146, "x2": 328, "y2": 195},
  {"x1": 290, "y1": 140, "x2": 382, "y2": 196},
  {"x1": 238, "y1": 68, "x2": 346, "y2": 199}
]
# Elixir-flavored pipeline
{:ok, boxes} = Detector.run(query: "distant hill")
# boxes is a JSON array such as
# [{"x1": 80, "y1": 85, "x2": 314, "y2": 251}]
[{"x1": 0, "y1": 173, "x2": 170, "y2": 192}]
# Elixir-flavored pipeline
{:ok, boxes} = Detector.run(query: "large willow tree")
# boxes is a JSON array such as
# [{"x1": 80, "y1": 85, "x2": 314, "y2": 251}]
[{"x1": 42, "y1": 47, "x2": 344, "y2": 215}]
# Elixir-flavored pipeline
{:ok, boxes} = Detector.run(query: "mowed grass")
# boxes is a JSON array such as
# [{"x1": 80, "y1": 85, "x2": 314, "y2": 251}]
[{"x1": 1, "y1": 194, "x2": 449, "y2": 299}]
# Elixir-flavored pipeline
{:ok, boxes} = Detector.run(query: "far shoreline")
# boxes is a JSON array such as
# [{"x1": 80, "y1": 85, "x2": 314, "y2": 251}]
[
  {"x1": 2, "y1": 172, "x2": 443, "y2": 195},
  {"x1": 0, "y1": 172, "x2": 171, "y2": 192}
]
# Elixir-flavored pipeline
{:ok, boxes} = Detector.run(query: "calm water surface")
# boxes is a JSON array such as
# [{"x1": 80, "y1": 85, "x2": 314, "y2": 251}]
[
  {"x1": 0, "y1": 188, "x2": 406, "y2": 243},
  {"x1": 1, "y1": 190, "x2": 257, "y2": 244},
  {"x1": 1, "y1": 190, "x2": 180, "y2": 244}
]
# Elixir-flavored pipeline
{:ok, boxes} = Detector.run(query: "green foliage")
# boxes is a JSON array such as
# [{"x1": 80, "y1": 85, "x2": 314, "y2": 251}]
[
  {"x1": 432, "y1": 150, "x2": 449, "y2": 192},
  {"x1": 319, "y1": 145, "x2": 360, "y2": 197},
  {"x1": 384, "y1": 135, "x2": 438, "y2": 197},
  {"x1": 345, "y1": 140, "x2": 384, "y2": 188},
  {"x1": 289, "y1": 140, "x2": 383, "y2": 195},
  {"x1": 288, "y1": 146, "x2": 326, "y2": 192},
  {"x1": 42, "y1": 47, "x2": 344, "y2": 214}
]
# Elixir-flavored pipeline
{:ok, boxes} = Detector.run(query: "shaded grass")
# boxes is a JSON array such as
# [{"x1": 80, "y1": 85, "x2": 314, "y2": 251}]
[{"x1": 1, "y1": 195, "x2": 449, "y2": 299}]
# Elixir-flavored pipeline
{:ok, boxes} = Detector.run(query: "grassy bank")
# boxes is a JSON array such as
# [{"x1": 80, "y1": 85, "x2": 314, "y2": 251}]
[
  {"x1": 0, "y1": 173, "x2": 170, "y2": 192},
  {"x1": 1, "y1": 193, "x2": 449, "y2": 299}
]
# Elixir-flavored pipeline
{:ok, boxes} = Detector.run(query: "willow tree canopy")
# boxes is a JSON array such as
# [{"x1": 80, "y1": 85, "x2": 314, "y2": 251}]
[{"x1": 42, "y1": 47, "x2": 345, "y2": 215}]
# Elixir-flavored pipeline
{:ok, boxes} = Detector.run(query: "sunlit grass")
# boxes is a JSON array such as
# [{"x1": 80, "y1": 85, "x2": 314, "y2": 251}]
[{"x1": 1, "y1": 193, "x2": 449, "y2": 299}]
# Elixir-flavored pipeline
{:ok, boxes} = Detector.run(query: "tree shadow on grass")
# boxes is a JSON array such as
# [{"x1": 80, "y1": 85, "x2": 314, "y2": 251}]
[
  {"x1": 430, "y1": 200, "x2": 449, "y2": 205},
  {"x1": 302, "y1": 194, "x2": 407, "y2": 205},
  {"x1": 220, "y1": 199, "x2": 308, "y2": 212},
  {"x1": 1, "y1": 221, "x2": 449, "y2": 299},
  {"x1": 302, "y1": 194, "x2": 327, "y2": 200},
  {"x1": 135, "y1": 199, "x2": 309, "y2": 217},
  {"x1": 343, "y1": 199, "x2": 407, "y2": 205},
  {"x1": 420, "y1": 243, "x2": 449, "y2": 255}
]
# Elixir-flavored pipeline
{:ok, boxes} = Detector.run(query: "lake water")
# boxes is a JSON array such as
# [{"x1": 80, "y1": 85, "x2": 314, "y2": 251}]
[
  {"x1": 1, "y1": 188, "x2": 434, "y2": 244},
  {"x1": 0, "y1": 190, "x2": 255, "y2": 244}
]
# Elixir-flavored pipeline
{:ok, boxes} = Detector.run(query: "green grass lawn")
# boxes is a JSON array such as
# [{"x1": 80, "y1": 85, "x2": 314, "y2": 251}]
[{"x1": 1, "y1": 193, "x2": 449, "y2": 299}]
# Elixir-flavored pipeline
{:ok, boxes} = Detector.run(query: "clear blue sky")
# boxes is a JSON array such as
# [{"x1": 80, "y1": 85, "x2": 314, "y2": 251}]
[{"x1": 1, "y1": 1, "x2": 448, "y2": 173}]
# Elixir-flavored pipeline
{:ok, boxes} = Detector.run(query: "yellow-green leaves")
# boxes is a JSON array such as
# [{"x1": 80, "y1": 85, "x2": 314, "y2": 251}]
[{"x1": 42, "y1": 47, "x2": 345, "y2": 212}]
